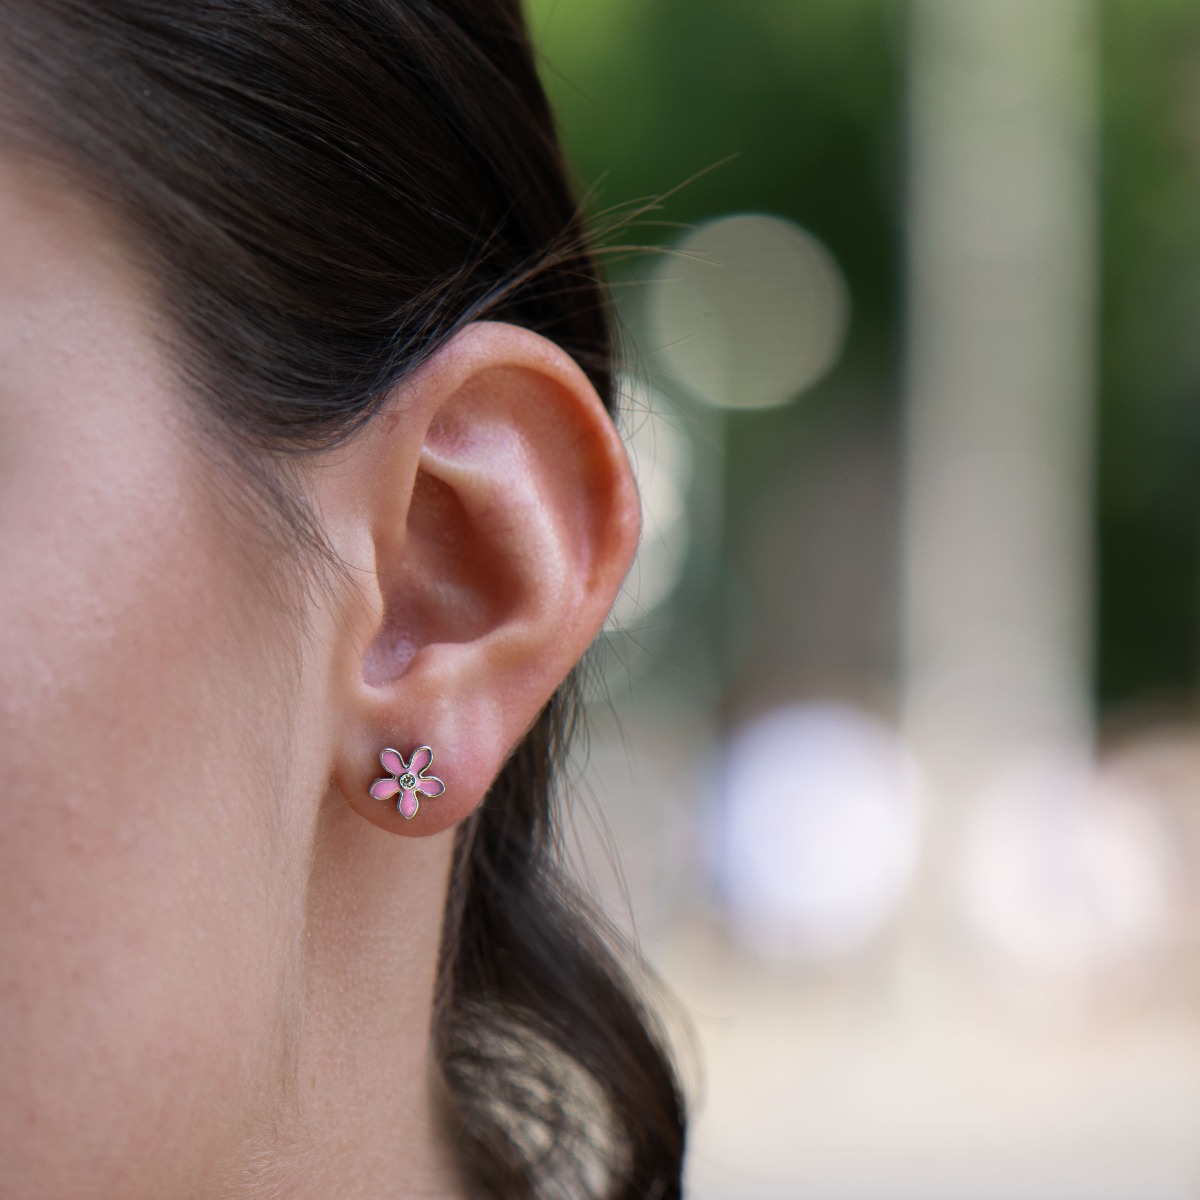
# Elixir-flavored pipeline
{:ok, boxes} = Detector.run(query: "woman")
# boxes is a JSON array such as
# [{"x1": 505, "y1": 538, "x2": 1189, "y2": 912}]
[{"x1": 0, "y1": 2, "x2": 686, "y2": 1197}]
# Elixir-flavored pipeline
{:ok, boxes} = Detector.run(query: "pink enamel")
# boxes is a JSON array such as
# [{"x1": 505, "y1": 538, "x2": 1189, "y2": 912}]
[
  {"x1": 408, "y1": 746, "x2": 433, "y2": 775},
  {"x1": 416, "y1": 774, "x2": 445, "y2": 797},
  {"x1": 370, "y1": 776, "x2": 401, "y2": 801},
  {"x1": 380, "y1": 748, "x2": 406, "y2": 776},
  {"x1": 398, "y1": 790, "x2": 420, "y2": 819}
]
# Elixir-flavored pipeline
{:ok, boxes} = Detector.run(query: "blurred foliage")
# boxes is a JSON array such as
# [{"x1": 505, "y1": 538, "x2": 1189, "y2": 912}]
[
  {"x1": 529, "y1": 0, "x2": 1200, "y2": 713},
  {"x1": 1099, "y1": 0, "x2": 1200, "y2": 708}
]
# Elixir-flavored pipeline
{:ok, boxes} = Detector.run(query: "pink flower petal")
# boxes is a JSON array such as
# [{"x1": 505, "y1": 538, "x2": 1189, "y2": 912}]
[
  {"x1": 416, "y1": 774, "x2": 445, "y2": 797},
  {"x1": 380, "y1": 748, "x2": 406, "y2": 776},
  {"x1": 370, "y1": 777, "x2": 400, "y2": 801},
  {"x1": 408, "y1": 746, "x2": 433, "y2": 775},
  {"x1": 398, "y1": 789, "x2": 420, "y2": 820}
]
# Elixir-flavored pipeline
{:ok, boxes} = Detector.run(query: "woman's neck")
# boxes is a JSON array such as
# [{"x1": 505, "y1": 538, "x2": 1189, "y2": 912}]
[{"x1": 213, "y1": 792, "x2": 464, "y2": 1200}]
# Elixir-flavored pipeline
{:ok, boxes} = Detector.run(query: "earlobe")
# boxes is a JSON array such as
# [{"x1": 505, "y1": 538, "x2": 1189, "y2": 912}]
[{"x1": 318, "y1": 322, "x2": 639, "y2": 838}]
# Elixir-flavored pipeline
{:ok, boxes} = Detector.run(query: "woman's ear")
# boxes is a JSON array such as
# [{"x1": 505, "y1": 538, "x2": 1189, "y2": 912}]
[{"x1": 313, "y1": 321, "x2": 639, "y2": 837}]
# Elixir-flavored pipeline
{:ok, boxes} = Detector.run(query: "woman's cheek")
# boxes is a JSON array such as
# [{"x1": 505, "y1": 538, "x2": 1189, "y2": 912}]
[{"x1": 0, "y1": 412, "x2": 302, "y2": 1194}]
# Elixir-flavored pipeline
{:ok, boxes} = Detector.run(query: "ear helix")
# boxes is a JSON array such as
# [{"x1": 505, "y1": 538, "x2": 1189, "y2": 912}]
[{"x1": 368, "y1": 745, "x2": 445, "y2": 820}]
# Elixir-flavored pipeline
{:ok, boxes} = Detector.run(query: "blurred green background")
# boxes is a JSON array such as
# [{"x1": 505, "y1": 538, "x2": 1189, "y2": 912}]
[{"x1": 529, "y1": 0, "x2": 1200, "y2": 715}]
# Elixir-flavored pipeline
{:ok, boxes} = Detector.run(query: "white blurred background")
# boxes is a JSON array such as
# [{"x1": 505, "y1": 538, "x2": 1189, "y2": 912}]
[{"x1": 531, "y1": 1, "x2": 1200, "y2": 1196}]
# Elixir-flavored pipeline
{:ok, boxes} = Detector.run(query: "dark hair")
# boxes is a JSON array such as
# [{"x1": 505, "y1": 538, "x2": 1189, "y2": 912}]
[{"x1": 0, "y1": 2, "x2": 686, "y2": 1197}]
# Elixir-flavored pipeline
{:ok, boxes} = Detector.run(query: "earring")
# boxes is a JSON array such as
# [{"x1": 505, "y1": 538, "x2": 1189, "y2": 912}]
[{"x1": 369, "y1": 745, "x2": 445, "y2": 820}]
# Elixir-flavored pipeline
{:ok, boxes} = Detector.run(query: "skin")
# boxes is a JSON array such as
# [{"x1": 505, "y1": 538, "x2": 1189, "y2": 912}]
[{"x1": 0, "y1": 152, "x2": 640, "y2": 1198}]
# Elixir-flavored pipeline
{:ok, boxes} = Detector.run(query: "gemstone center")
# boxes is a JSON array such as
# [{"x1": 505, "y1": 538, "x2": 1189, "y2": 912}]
[{"x1": 399, "y1": 772, "x2": 418, "y2": 790}]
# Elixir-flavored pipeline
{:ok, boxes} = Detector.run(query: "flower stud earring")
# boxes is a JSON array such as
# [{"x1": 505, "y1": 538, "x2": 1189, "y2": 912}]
[{"x1": 369, "y1": 745, "x2": 445, "y2": 820}]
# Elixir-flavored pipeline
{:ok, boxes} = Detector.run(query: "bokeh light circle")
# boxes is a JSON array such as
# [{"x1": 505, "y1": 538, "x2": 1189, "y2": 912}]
[
  {"x1": 714, "y1": 703, "x2": 923, "y2": 962},
  {"x1": 608, "y1": 375, "x2": 693, "y2": 628},
  {"x1": 958, "y1": 753, "x2": 1173, "y2": 985},
  {"x1": 647, "y1": 213, "x2": 850, "y2": 410}
]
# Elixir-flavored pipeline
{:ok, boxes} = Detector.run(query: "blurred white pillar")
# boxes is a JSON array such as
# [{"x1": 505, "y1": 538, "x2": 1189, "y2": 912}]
[{"x1": 902, "y1": 0, "x2": 1098, "y2": 810}]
